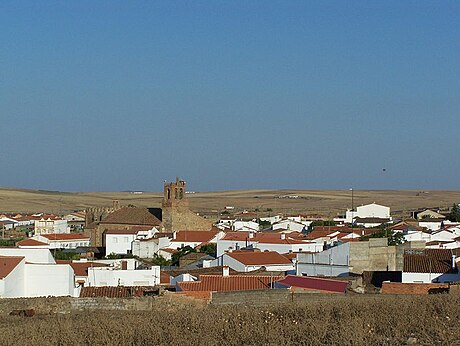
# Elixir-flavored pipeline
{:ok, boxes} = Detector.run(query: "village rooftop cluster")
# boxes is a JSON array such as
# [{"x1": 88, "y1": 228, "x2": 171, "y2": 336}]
[{"x1": 1, "y1": 178, "x2": 460, "y2": 300}]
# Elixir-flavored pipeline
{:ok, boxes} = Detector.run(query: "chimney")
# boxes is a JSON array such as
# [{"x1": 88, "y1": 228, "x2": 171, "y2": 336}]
[
  {"x1": 280, "y1": 233, "x2": 286, "y2": 240},
  {"x1": 248, "y1": 232, "x2": 254, "y2": 239},
  {"x1": 121, "y1": 260, "x2": 127, "y2": 270},
  {"x1": 452, "y1": 254, "x2": 456, "y2": 269},
  {"x1": 223, "y1": 266, "x2": 230, "y2": 277},
  {"x1": 172, "y1": 231, "x2": 177, "y2": 240}
]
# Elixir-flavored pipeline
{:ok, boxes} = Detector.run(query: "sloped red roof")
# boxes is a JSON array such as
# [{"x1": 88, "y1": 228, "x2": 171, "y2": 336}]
[
  {"x1": 276, "y1": 275, "x2": 348, "y2": 293},
  {"x1": 177, "y1": 274, "x2": 282, "y2": 292},
  {"x1": 56, "y1": 260, "x2": 109, "y2": 276},
  {"x1": 172, "y1": 231, "x2": 219, "y2": 243},
  {"x1": 16, "y1": 238, "x2": 49, "y2": 247},
  {"x1": 227, "y1": 251, "x2": 292, "y2": 266},
  {"x1": 41, "y1": 233, "x2": 89, "y2": 241},
  {"x1": 101, "y1": 207, "x2": 161, "y2": 226},
  {"x1": 0, "y1": 256, "x2": 24, "y2": 279},
  {"x1": 221, "y1": 232, "x2": 309, "y2": 244},
  {"x1": 404, "y1": 249, "x2": 458, "y2": 273}
]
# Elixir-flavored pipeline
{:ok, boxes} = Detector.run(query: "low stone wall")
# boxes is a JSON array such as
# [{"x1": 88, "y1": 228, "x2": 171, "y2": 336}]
[
  {"x1": 0, "y1": 297, "x2": 156, "y2": 314},
  {"x1": 210, "y1": 289, "x2": 346, "y2": 305},
  {"x1": 381, "y1": 282, "x2": 449, "y2": 295}
]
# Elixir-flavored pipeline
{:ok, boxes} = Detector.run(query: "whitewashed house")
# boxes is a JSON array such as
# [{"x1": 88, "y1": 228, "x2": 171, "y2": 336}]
[
  {"x1": 34, "y1": 216, "x2": 69, "y2": 235},
  {"x1": 402, "y1": 249, "x2": 460, "y2": 283},
  {"x1": 335, "y1": 203, "x2": 391, "y2": 224},
  {"x1": 132, "y1": 234, "x2": 171, "y2": 258},
  {"x1": 167, "y1": 230, "x2": 225, "y2": 250},
  {"x1": 233, "y1": 220, "x2": 259, "y2": 232},
  {"x1": 272, "y1": 219, "x2": 309, "y2": 232},
  {"x1": 216, "y1": 232, "x2": 323, "y2": 257},
  {"x1": 87, "y1": 265, "x2": 161, "y2": 287},
  {"x1": 33, "y1": 233, "x2": 90, "y2": 249},
  {"x1": 0, "y1": 248, "x2": 76, "y2": 298},
  {"x1": 219, "y1": 250, "x2": 294, "y2": 272}
]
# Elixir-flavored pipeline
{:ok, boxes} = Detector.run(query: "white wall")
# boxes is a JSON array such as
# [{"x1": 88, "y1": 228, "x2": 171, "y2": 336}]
[
  {"x1": 222, "y1": 254, "x2": 294, "y2": 272},
  {"x1": 106, "y1": 233, "x2": 137, "y2": 255},
  {"x1": 0, "y1": 248, "x2": 55, "y2": 264},
  {"x1": 402, "y1": 272, "x2": 460, "y2": 283},
  {"x1": 87, "y1": 266, "x2": 160, "y2": 286},
  {"x1": 0, "y1": 259, "x2": 26, "y2": 298},
  {"x1": 133, "y1": 236, "x2": 170, "y2": 258},
  {"x1": 25, "y1": 264, "x2": 75, "y2": 297},
  {"x1": 34, "y1": 219, "x2": 69, "y2": 235}
]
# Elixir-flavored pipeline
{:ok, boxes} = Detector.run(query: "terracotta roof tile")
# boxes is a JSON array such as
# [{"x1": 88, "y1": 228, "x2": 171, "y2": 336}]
[
  {"x1": 177, "y1": 274, "x2": 283, "y2": 292},
  {"x1": 276, "y1": 275, "x2": 348, "y2": 293},
  {"x1": 227, "y1": 250, "x2": 292, "y2": 266},
  {"x1": 403, "y1": 249, "x2": 458, "y2": 273},
  {"x1": 101, "y1": 207, "x2": 161, "y2": 226},
  {"x1": 56, "y1": 260, "x2": 108, "y2": 276},
  {"x1": 41, "y1": 233, "x2": 89, "y2": 241},
  {"x1": 16, "y1": 239, "x2": 49, "y2": 247},
  {"x1": 0, "y1": 256, "x2": 24, "y2": 279},
  {"x1": 79, "y1": 286, "x2": 156, "y2": 298},
  {"x1": 172, "y1": 231, "x2": 218, "y2": 243}
]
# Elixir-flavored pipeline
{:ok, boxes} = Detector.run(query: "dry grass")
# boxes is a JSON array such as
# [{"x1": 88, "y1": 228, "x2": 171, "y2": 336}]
[
  {"x1": 1, "y1": 295, "x2": 459, "y2": 345},
  {"x1": 1, "y1": 187, "x2": 459, "y2": 219}
]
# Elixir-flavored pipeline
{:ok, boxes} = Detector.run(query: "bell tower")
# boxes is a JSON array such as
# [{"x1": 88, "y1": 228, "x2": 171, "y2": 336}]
[{"x1": 162, "y1": 177, "x2": 187, "y2": 208}]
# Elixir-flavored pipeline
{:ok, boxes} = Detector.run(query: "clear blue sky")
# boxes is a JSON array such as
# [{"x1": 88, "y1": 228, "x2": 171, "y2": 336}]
[{"x1": 1, "y1": 1, "x2": 459, "y2": 191}]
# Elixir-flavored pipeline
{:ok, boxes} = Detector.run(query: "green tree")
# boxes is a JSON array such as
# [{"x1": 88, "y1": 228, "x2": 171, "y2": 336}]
[
  {"x1": 150, "y1": 254, "x2": 172, "y2": 266},
  {"x1": 52, "y1": 250, "x2": 80, "y2": 260},
  {"x1": 448, "y1": 204, "x2": 460, "y2": 222},
  {"x1": 171, "y1": 246, "x2": 196, "y2": 266},
  {"x1": 106, "y1": 252, "x2": 122, "y2": 259},
  {"x1": 361, "y1": 228, "x2": 405, "y2": 246},
  {"x1": 199, "y1": 243, "x2": 217, "y2": 257}
]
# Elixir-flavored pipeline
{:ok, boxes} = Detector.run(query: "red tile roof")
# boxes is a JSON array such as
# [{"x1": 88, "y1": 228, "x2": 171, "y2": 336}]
[
  {"x1": 276, "y1": 275, "x2": 348, "y2": 293},
  {"x1": 227, "y1": 250, "x2": 292, "y2": 266},
  {"x1": 56, "y1": 260, "x2": 108, "y2": 276},
  {"x1": 172, "y1": 231, "x2": 219, "y2": 243},
  {"x1": 177, "y1": 274, "x2": 282, "y2": 292},
  {"x1": 16, "y1": 239, "x2": 49, "y2": 247},
  {"x1": 79, "y1": 286, "x2": 156, "y2": 298},
  {"x1": 41, "y1": 233, "x2": 89, "y2": 241},
  {"x1": 101, "y1": 207, "x2": 161, "y2": 226},
  {"x1": 404, "y1": 249, "x2": 458, "y2": 273},
  {"x1": 0, "y1": 256, "x2": 24, "y2": 279},
  {"x1": 221, "y1": 232, "x2": 310, "y2": 244}
]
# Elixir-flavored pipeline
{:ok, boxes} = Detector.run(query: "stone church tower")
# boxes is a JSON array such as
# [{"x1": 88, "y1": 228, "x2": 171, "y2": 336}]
[
  {"x1": 161, "y1": 177, "x2": 212, "y2": 232},
  {"x1": 162, "y1": 177, "x2": 188, "y2": 209}
]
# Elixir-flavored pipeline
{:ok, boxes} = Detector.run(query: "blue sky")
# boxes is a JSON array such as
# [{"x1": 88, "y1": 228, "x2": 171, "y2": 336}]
[{"x1": 1, "y1": 1, "x2": 459, "y2": 191}]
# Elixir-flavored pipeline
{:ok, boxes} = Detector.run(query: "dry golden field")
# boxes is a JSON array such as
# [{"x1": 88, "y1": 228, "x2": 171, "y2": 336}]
[
  {"x1": 1, "y1": 187, "x2": 459, "y2": 219},
  {"x1": 0, "y1": 295, "x2": 459, "y2": 345}
]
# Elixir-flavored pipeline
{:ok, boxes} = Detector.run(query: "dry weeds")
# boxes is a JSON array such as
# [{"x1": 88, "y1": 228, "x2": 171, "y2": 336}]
[{"x1": 0, "y1": 295, "x2": 459, "y2": 345}]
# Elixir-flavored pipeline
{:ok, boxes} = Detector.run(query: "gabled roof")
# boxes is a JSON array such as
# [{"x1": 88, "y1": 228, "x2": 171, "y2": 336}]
[
  {"x1": 403, "y1": 249, "x2": 458, "y2": 274},
  {"x1": 56, "y1": 260, "x2": 108, "y2": 276},
  {"x1": 177, "y1": 274, "x2": 282, "y2": 292},
  {"x1": 101, "y1": 207, "x2": 162, "y2": 226},
  {"x1": 171, "y1": 231, "x2": 219, "y2": 243},
  {"x1": 41, "y1": 233, "x2": 89, "y2": 241},
  {"x1": 0, "y1": 256, "x2": 24, "y2": 279},
  {"x1": 221, "y1": 231, "x2": 309, "y2": 244},
  {"x1": 16, "y1": 238, "x2": 49, "y2": 247},
  {"x1": 227, "y1": 250, "x2": 292, "y2": 266},
  {"x1": 276, "y1": 275, "x2": 348, "y2": 293}
]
